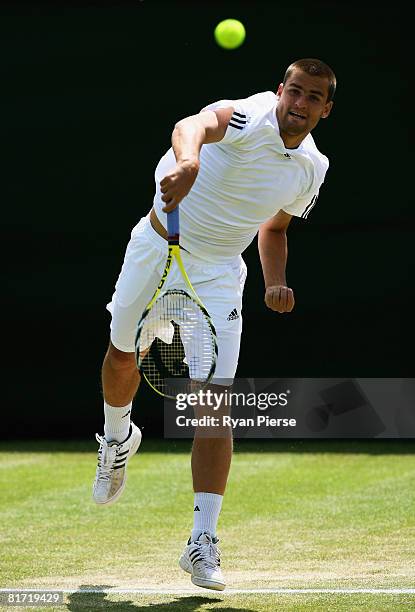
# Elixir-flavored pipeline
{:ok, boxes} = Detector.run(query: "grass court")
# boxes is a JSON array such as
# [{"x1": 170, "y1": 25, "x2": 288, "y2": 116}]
[{"x1": 1, "y1": 439, "x2": 414, "y2": 611}]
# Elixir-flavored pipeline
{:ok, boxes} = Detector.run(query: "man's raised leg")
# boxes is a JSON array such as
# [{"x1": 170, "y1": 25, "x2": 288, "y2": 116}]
[{"x1": 92, "y1": 342, "x2": 142, "y2": 505}]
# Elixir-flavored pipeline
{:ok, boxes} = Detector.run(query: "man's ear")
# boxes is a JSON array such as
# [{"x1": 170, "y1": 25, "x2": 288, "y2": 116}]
[
  {"x1": 276, "y1": 83, "x2": 284, "y2": 97},
  {"x1": 322, "y1": 100, "x2": 333, "y2": 118}
]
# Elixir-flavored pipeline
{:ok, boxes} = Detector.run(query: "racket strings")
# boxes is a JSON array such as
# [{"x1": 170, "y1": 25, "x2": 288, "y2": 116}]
[{"x1": 137, "y1": 290, "x2": 216, "y2": 397}]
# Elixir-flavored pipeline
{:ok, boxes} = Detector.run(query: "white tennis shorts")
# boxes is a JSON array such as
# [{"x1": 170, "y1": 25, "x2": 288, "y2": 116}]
[{"x1": 107, "y1": 214, "x2": 247, "y2": 380}]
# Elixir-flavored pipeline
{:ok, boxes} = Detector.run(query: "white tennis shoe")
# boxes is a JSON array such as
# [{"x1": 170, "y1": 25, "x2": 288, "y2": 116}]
[
  {"x1": 179, "y1": 531, "x2": 225, "y2": 591},
  {"x1": 92, "y1": 422, "x2": 142, "y2": 505}
]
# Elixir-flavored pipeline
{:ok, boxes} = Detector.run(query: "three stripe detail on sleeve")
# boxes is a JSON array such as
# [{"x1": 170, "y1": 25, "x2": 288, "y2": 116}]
[
  {"x1": 301, "y1": 194, "x2": 318, "y2": 219},
  {"x1": 229, "y1": 111, "x2": 247, "y2": 130}
]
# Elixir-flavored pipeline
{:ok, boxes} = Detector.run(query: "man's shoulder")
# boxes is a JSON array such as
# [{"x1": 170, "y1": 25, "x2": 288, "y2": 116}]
[
  {"x1": 201, "y1": 91, "x2": 275, "y2": 128},
  {"x1": 302, "y1": 133, "x2": 329, "y2": 174},
  {"x1": 238, "y1": 91, "x2": 277, "y2": 116},
  {"x1": 228, "y1": 91, "x2": 278, "y2": 138},
  {"x1": 203, "y1": 91, "x2": 278, "y2": 144}
]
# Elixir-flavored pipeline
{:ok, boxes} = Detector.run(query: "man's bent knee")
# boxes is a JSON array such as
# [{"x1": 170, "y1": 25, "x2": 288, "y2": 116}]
[{"x1": 105, "y1": 342, "x2": 138, "y2": 371}]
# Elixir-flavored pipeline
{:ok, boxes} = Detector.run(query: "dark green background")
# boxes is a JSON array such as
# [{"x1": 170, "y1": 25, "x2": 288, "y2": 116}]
[{"x1": 2, "y1": 1, "x2": 412, "y2": 438}]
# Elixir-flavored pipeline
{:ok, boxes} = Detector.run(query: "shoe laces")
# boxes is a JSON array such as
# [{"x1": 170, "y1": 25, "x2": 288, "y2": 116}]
[
  {"x1": 95, "y1": 434, "x2": 118, "y2": 482},
  {"x1": 195, "y1": 537, "x2": 221, "y2": 570}
]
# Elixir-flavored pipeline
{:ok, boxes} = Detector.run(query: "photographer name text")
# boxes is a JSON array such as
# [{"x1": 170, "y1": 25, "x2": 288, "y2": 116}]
[{"x1": 176, "y1": 415, "x2": 296, "y2": 428}]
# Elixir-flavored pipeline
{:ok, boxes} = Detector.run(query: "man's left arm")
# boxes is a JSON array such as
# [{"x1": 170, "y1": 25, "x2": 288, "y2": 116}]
[{"x1": 258, "y1": 210, "x2": 295, "y2": 313}]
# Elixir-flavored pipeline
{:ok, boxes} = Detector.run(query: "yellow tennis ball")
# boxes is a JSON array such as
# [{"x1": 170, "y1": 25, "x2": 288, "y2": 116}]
[{"x1": 214, "y1": 19, "x2": 246, "y2": 50}]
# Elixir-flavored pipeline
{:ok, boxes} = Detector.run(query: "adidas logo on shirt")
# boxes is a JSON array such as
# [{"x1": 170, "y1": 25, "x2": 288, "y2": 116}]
[{"x1": 227, "y1": 308, "x2": 239, "y2": 321}]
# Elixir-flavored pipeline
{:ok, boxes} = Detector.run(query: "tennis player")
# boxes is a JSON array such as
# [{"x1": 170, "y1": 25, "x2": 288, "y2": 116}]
[{"x1": 92, "y1": 58, "x2": 336, "y2": 590}]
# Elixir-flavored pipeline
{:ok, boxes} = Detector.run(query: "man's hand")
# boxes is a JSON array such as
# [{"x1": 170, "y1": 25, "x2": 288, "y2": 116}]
[
  {"x1": 160, "y1": 159, "x2": 200, "y2": 212},
  {"x1": 265, "y1": 285, "x2": 295, "y2": 313}
]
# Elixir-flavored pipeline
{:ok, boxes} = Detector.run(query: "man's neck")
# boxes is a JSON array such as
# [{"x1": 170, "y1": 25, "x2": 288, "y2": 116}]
[{"x1": 279, "y1": 129, "x2": 305, "y2": 149}]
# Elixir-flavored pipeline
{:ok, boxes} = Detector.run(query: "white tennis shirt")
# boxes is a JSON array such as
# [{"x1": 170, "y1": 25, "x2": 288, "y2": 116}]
[{"x1": 153, "y1": 91, "x2": 329, "y2": 263}]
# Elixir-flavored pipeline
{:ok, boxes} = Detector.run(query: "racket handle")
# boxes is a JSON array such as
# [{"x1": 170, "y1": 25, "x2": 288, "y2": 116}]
[{"x1": 167, "y1": 207, "x2": 180, "y2": 244}]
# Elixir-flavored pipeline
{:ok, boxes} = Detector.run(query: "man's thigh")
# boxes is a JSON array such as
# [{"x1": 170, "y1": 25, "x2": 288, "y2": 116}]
[
  {"x1": 193, "y1": 257, "x2": 247, "y2": 382},
  {"x1": 107, "y1": 221, "x2": 166, "y2": 353}
]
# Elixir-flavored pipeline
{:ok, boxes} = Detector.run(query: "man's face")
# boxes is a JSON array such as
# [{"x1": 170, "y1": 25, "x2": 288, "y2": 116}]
[{"x1": 276, "y1": 68, "x2": 333, "y2": 144}]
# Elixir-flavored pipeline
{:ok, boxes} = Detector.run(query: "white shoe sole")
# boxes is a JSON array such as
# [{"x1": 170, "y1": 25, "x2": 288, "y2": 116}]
[
  {"x1": 94, "y1": 428, "x2": 142, "y2": 506},
  {"x1": 179, "y1": 555, "x2": 225, "y2": 591}
]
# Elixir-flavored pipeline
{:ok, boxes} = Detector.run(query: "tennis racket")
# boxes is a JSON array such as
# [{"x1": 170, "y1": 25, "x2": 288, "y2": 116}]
[{"x1": 135, "y1": 207, "x2": 218, "y2": 399}]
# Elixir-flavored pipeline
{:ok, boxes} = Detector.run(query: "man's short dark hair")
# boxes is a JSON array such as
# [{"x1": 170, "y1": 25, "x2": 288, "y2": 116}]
[{"x1": 283, "y1": 58, "x2": 337, "y2": 103}]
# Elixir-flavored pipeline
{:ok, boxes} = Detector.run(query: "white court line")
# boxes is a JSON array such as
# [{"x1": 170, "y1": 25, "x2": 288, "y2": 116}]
[{"x1": 2, "y1": 588, "x2": 415, "y2": 595}]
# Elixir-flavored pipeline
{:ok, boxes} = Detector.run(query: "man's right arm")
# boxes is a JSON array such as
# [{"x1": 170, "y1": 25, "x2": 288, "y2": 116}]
[{"x1": 160, "y1": 107, "x2": 234, "y2": 212}]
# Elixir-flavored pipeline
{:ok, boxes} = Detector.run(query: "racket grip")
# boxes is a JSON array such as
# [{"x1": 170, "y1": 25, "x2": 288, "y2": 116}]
[{"x1": 167, "y1": 207, "x2": 180, "y2": 243}]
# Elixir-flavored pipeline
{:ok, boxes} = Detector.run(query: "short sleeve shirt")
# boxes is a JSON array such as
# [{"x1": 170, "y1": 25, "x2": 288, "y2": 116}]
[{"x1": 153, "y1": 91, "x2": 329, "y2": 262}]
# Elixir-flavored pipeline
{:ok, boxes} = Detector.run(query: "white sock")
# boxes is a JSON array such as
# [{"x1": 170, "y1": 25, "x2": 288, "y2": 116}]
[
  {"x1": 104, "y1": 401, "x2": 131, "y2": 443},
  {"x1": 191, "y1": 492, "x2": 223, "y2": 541}
]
